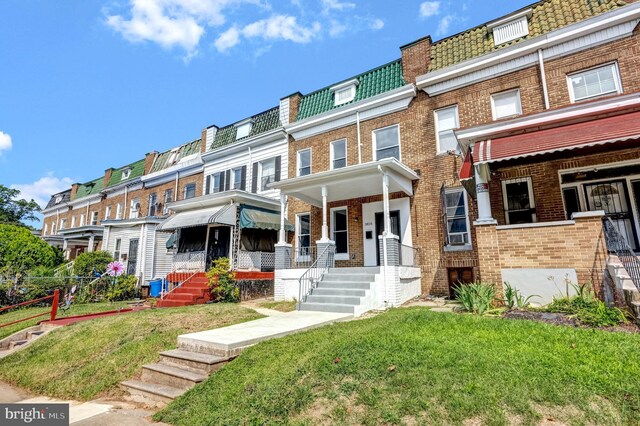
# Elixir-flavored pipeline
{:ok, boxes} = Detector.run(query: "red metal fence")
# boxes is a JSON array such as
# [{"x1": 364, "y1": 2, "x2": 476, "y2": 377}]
[{"x1": 0, "y1": 289, "x2": 59, "y2": 329}]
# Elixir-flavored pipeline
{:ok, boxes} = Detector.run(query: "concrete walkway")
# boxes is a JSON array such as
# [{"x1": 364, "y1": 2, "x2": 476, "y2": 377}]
[{"x1": 178, "y1": 310, "x2": 352, "y2": 357}]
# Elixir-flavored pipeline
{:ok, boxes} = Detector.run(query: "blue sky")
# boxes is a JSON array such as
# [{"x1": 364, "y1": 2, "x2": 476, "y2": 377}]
[{"x1": 0, "y1": 0, "x2": 532, "y2": 221}]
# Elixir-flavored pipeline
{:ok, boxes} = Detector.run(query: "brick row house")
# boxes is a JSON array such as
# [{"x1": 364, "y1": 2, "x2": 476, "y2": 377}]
[{"x1": 42, "y1": 0, "x2": 640, "y2": 316}]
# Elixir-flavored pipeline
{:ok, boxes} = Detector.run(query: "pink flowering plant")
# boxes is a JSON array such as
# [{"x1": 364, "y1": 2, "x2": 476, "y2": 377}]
[{"x1": 105, "y1": 261, "x2": 125, "y2": 277}]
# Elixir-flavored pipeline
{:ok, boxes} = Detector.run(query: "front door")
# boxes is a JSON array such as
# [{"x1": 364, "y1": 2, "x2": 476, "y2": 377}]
[
  {"x1": 584, "y1": 180, "x2": 638, "y2": 250},
  {"x1": 375, "y1": 210, "x2": 401, "y2": 266},
  {"x1": 206, "y1": 226, "x2": 231, "y2": 269},
  {"x1": 127, "y1": 239, "x2": 139, "y2": 276}
]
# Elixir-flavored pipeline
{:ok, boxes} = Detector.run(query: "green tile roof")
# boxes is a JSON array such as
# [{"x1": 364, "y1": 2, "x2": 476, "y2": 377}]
[
  {"x1": 295, "y1": 59, "x2": 406, "y2": 121},
  {"x1": 151, "y1": 139, "x2": 202, "y2": 173},
  {"x1": 209, "y1": 107, "x2": 281, "y2": 150},
  {"x1": 107, "y1": 158, "x2": 145, "y2": 187},
  {"x1": 430, "y1": 0, "x2": 628, "y2": 71},
  {"x1": 74, "y1": 177, "x2": 104, "y2": 200}
]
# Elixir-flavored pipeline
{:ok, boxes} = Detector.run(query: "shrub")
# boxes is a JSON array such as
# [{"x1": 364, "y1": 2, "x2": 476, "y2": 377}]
[
  {"x1": 503, "y1": 282, "x2": 537, "y2": 310},
  {"x1": 206, "y1": 258, "x2": 239, "y2": 303},
  {"x1": 453, "y1": 282, "x2": 498, "y2": 315},
  {"x1": 106, "y1": 275, "x2": 139, "y2": 302},
  {"x1": 73, "y1": 251, "x2": 113, "y2": 277},
  {"x1": 0, "y1": 224, "x2": 61, "y2": 278},
  {"x1": 544, "y1": 283, "x2": 628, "y2": 327}
]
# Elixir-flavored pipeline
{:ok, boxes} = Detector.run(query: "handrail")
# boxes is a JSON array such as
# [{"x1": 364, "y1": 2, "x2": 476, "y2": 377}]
[
  {"x1": 602, "y1": 217, "x2": 640, "y2": 292},
  {"x1": 0, "y1": 290, "x2": 59, "y2": 329},
  {"x1": 161, "y1": 272, "x2": 198, "y2": 300},
  {"x1": 297, "y1": 244, "x2": 335, "y2": 310},
  {"x1": 54, "y1": 261, "x2": 74, "y2": 277}
]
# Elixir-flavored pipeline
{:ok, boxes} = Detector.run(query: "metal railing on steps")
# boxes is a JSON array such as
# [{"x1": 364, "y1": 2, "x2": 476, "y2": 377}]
[
  {"x1": 603, "y1": 217, "x2": 640, "y2": 293},
  {"x1": 297, "y1": 244, "x2": 335, "y2": 310}
]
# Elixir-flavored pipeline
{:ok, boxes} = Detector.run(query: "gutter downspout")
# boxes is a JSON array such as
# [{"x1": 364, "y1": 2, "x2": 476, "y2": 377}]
[
  {"x1": 174, "y1": 171, "x2": 179, "y2": 200},
  {"x1": 124, "y1": 186, "x2": 129, "y2": 219},
  {"x1": 356, "y1": 111, "x2": 362, "y2": 164},
  {"x1": 538, "y1": 49, "x2": 550, "y2": 110},
  {"x1": 377, "y1": 165, "x2": 389, "y2": 306}
]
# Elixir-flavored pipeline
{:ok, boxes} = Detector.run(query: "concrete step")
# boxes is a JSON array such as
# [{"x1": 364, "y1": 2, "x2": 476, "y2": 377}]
[
  {"x1": 328, "y1": 267, "x2": 379, "y2": 274},
  {"x1": 120, "y1": 380, "x2": 183, "y2": 406},
  {"x1": 159, "y1": 349, "x2": 230, "y2": 374},
  {"x1": 299, "y1": 302, "x2": 355, "y2": 314},
  {"x1": 624, "y1": 287, "x2": 640, "y2": 303},
  {"x1": 8, "y1": 340, "x2": 28, "y2": 350},
  {"x1": 311, "y1": 288, "x2": 367, "y2": 297},
  {"x1": 141, "y1": 363, "x2": 207, "y2": 391},
  {"x1": 631, "y1": 301, "x2": 640, "y2": 319},
  {"x1": 317, "y1": 281, "x2": 372, "y2": 290},
  {"x1": 322, "y1": 274, "x2": 376, "y2": 283},
  {"x1": 26, "y1": 330, "x2": 45, "y2": 340},
  {"x1": 305, "y1": 295, "x2": 361, "y2": 305}
]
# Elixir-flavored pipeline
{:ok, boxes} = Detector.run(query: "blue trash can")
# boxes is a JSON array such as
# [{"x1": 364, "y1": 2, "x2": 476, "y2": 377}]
[{"x1": 149, "y1": 279, "x2": 163, "y2": 297}]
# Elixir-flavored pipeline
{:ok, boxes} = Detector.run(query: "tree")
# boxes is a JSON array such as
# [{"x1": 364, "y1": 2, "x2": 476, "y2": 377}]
[
  {"x1": 73, "y1": 251, "x2": 114, "y2": 277},
  {"x1": 0, "y1": 224, "x2": 60, "y2": 277},
  {"x1": 0, "y1": 184, "x2": 41, "y2": 225}
]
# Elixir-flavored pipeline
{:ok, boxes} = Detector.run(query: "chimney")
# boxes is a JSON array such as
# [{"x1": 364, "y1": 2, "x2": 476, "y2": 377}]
[
  {"x1": 104, "y1": 168, "x2": 114, "y2": 187},
  {"x1": 70, "y1": 183, "x2": 80, "y2": 200},
  {"x1": 201, "y1": 129, "x2": 207, "y2": 153},
  {"x1": 144, "y1": 151, "x2": 158, "y2": 174},
  {"x1": 400, "y1": 35, "x2": 432, "y2": 85},
  {"x1": 280, "y1": 92, "x2": 302, "y2": 126}
]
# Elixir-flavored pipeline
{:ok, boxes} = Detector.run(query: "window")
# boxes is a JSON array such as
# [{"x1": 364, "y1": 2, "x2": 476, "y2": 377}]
[
  {"x1": 43, "y1": 223, "x2": 48, "y2": 235},
  {"x1": 435, "y1": 106, "x2": 459, "y2": 154},
  {"x1": 297, "y1": 149, "x2": 311, "y2": 176},
  {"x1": 502, "y1": 177, "x2": 537, "y2": 224},
  {"x1": 105, "y1": 206, "x2": 111, "y2": 220},
  {"x1": 60, "y1": 219, "x2": 67, "y2": 230},
  {"x1": 373, "y1": 125, "x2": 400, "y2": 161},
  {"x1": 491, "y1": 89, "x2": 522, "y2": 120},
  {"x1": 71, "y1": 217, "x2": 76, "y2": 228},
  {"x1": 331, "y1": 139, "x2": 347, "y2": 169},
  {"x1": 330, "y1": 79, "x2": 358, "y2": 106},
  {"x1": 91, "y1": 211, "x2": 99, "y2": 225},
  {"x1": 562, "y1": 187, "x2": 581, "y2": 220},
  {"x1": 79, "y1": 214, "x2": 85, "y2": 227},
  {"x1": 235, "y1": 121, "x2": 252, "y2": 140},
  {"x1": 296, "y1": 213, "x2": 311, "y2": 258},
  {"x1": 231, "y1": 167, "x2": 243, "y2": 190},
  {"x1": 183, "y1": 183, "x2": 196, "y2": 199},
  {"x1": 130, "y1": 198, "x2": 141, "y2": 219},
  {"x1": 443, "y1": 189, "x2": 470, "y2": 247},
  {"x1": 260, "y1": 158, "x2": 276, "y2": 191},
  {"x1": 115, "y1": 203, "x2": 123, "y2": 220},
  {"x1": 55, "y1": 195, "x2": 63, "y2": 204},
  {"x1": 167, "y1": 148, "x2": 180, "y2": 166},
  {"x1": 568, "y1": 63, "x2": 622, "y2": 102},
  {"x1": 212, "y1": 172, "x2": 224, "y2": 193},
  {"x1": 114, "y1": 238, "x2": 121, "y2": 261},
  {"x1": 164, "y1": 189, "x2": 173, "y2": 214},
  {"x1": 51, "y1": 221, "x2": 57, "y2": 235},
  {"x1": 148, "y1": 193, "x2": 157, "y2": 216},
  {"x1": 331, "y1": 208, "x2": 348, "y2": 258},
  {"x1": 121, "y1": 168, "x2": 131, "y2": 180}
]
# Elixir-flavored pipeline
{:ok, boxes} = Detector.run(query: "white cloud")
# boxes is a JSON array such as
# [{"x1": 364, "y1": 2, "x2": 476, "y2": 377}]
[
  {"x1": 11, "y1": 174, "x2": 74, "y2": 209},
  {"x1": 437, "y1": 15, "x2": 453, "y2": 36},
  {"x1": 0, "y1": 131, "x2": 12, "y2": 156},
  {"x1": 321, "y1": 0, "x2": 355, "y2": 14},
  {"x1": 369, "y1": 18, "x2": 384, "y2": 30},
  {"x1": 329, "y1": 20, "x2": 347, "y2": 37},
  {"x1": 216, "y1": 15, "x2": 320, "y2": 51},
  {"x1": 419, "y1": 1, "x2": 440, "y2": 18}
]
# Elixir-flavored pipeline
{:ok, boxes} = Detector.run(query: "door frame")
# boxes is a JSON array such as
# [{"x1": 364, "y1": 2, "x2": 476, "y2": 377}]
[
  {"x1": 375, "y1": 210, "x2": 401, "y2": 266},
  {"x1": 127, "y1": 238, "x2": 139, "y2": 276}
]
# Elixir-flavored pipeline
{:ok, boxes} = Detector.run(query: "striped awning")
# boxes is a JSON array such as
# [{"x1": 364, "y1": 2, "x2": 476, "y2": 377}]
[{"x1": 158, "y1": 204, "x2": 236, "y2": 231}]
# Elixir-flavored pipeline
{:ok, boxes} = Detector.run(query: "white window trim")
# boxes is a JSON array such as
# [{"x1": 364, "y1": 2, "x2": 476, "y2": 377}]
[
  {"x1": 434, "y1": 105, "x2": 460, "y2": 155},
  {"x1": 297, "y1": 148, "x2": 312, "y2": 177},
  {"x1": 60, "y1": 219, "x2": 66, "y2": 230},
  {"x1": 130, "y1": 198, "x2": 141, "y2": 219},
  {"x1": 330, "y1": 139, "x2": 347, "y2": 170},
  {"x1": 502, "y1": 177, "x2": 537, "y2": 225},
  {"x1": 91, "y1": 211, "x2": 99, "y2": 225},
  {"x1": 372, "y1": 124, "x2": 401, "y2": 162},
  {"x1": 121, "y1": 168, "x2": 131, "y2": 180},
  {"x1": 330, "y1": 78, "x2": 359, "y2": 107},
  {"x1": 492, "y1": 15, "x2": 529, "y2": 46},
  {"x1": 295, "y1": 212, "x2": 311, "y2": 261},
  {"x1": 183, "y1": 183, "x2": 196, "y2": 199},
  {"x1": 70, "y1": 217, "x2": 76, "y2": 228},
  {"x1": 104, "y1": 206, "x2": 111, "y2": 220},
  {"x1": 330, "y1": 207, "x2": 349, "y2": 260},
  {"x1": 114, "y1": 238, "x2": 122, "y2": 261},
  {"x1": 115, "y1": 203, "x2": 123, "y2": 220},
  {"x1": 334, "y1": 86, "x2": 356, "y2": 106},
  {"x1": 491, "y1": 88, "x2": 522, "y2": 120},
  {"x1": 443, "y1": 188, "x2": 472, "y2": 251},
  {"x1": 51, "y1": 221, "x2": 56, "y2": 235},
  {"x1": 567, "y1": 62, "x2": 622, "y2": 103},
  {"x1": 258, "y1": 158, "x2": 277, "y2": 194},
  {"x1": 79, "y1": 214, "x2": 85, "y2": 227}
]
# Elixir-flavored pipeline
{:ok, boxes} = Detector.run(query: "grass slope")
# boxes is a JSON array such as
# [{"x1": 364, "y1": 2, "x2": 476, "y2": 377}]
[
  {"x1": 156, "y1": 308, "x2": 640, "y2": 426},
  {"x1": 258, "y1": 300, "x2": 297, "y2": 312},
  {"x1": 0, "y1": 304, "x2": 262, "y2": 400},
  {"x1": 0, "y1": 301, "x2": 130, "y2": 340}
]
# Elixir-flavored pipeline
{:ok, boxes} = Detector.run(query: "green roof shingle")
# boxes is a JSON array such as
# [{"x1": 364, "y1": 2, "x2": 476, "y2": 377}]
[
  {"x1": 209, "y1": 107, "x2": 281, "y2": 150},
  {"x1": 296, "y1": 60, "x2": 406, "y2": 121},
  {"x1": 430, "y1": 0, "x2": 628, "y2": 71},
  {"x1": 151, "y1": 139, "x2": 202, "y2": 173},
  {"x1": 107, "y1": 158, "x2": 145, "y2": 187},
  {"x1": 74, "y1": 177, "x2": 104, "y2": 200}
]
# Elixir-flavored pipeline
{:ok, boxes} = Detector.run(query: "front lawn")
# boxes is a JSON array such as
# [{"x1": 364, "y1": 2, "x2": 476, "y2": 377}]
[
  {"x1": 156, "y1": 308, "x2": 640, "y2": 425},
  {"x1": 0, "y1": 301, "x2": 130, "y2": 340},
  {"x1": 0, "y1": 304, "x2": 262, "y2": 400},
  {"x1": 258, "y1": 300, "x2": 297, "y2": 312}
]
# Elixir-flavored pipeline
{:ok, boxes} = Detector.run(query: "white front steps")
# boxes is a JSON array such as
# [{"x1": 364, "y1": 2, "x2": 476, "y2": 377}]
[
  {"x1": 606, "y1": 257, "x2": 640, "y2": 320},
  {"x1": 298, "y1": 268, "x2": 379, "y2": 314}
]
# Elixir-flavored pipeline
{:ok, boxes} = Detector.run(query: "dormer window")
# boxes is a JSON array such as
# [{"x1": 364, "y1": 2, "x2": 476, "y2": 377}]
[
  {"x1": 330, "y1": 79, "x2": 359, "y2": 106},
  {"x1": 235, "y1": 119, "x2": 253, "y2": 140},
  {"x1": 55, "y1": 195, "x2": 63, "y2": 204},
  {"x1": 488, "y1": 9, "x2": 531, "y2": 46},
  {"x1": 121, "y1": 168, "x2": 131, "y2": 180},
  {"x1": 167, "y1": 148, "x2": 180, "y2": 166}
]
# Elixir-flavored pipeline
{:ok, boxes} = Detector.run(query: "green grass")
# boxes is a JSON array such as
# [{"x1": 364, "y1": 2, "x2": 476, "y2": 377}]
[
  {"x1": 258, "y1": 300, "x2": 297, "y2": 312},
  {"x1": 0, "y1": 301, "x2": 130, "y2": 340},
  {"x1": 0, "y1": 304, "x2": 262, "y2": 400},
  {"x1": 156, "y1": 308, "x2": 640, "y2": 426}
]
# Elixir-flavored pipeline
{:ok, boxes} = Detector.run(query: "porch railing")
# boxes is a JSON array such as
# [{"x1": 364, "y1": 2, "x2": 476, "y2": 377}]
[
  {"x1": 399, "y1": 244, "x2": 421, "y2": 267},
  {"x1": 237, "y1": 251, "x2": 275, "y2": 271},
  {"x1": 602, "y1": 217, "x2": 640, "y2": 292},
  {"x1": 54, "y1": 261, "x2": 74, "y2": 277},
  {"x1": 297, "y1": 244, "x2": 335, "y2": 309},
  {"x1": 172, "y1": 251, "x2": 206, "y2": 272}
]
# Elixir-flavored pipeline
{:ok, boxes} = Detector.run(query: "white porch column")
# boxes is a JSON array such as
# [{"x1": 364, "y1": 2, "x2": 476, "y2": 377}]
[
  {"x1": 278, "y1": 193, "x2": 287, "y2": 244},
  {"x1": 475, "y1": 163, "x2": 495, "y2": 223},
  {"x1": 382, "y1": 173, "x2": 392, "y2": 236},
  {"x1": 87, "y1": 236, "x2": 95, "y2": 252},
  {"x1": 320, "y1": 185, "x2": 330, "y2": 242}
]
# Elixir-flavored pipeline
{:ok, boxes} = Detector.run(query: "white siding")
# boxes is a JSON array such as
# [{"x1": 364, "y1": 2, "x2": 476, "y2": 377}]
[
  {"x1": 279, "y1": 98, "x2": 290, "y2": 126},
  {"x1": 104, "y1": 226, "x2": 143, "y2": 279},
  {"x1": 154, "y1": 231, "x2": 174, "y2": 279}
]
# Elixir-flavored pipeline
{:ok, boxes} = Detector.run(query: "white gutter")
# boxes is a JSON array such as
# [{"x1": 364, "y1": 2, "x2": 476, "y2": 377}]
[
  {"x1": 201, "y1": 128, "x2": 286, "y2": 160},
  {"x1": 356, "y1": 111, "x2": 362, "y2": 164}
]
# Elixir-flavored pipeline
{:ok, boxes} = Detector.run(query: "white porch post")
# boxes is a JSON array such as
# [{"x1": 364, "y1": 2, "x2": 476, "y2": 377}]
[
  {"x1": 382, "y1": 173, "x2": 392, "y2": 236},
  {"x1": 475, "y1": 163, "x2": 495, "y2": 223},
  {"x1": 87, "y1": 236, "x2": 95, "y2": 252},
  {"x1": 320, "y1": 185, "x2": 330, "y2": 242},
  {"x1": 278, "y1": 193, "x2": 287, "y2": 244}
]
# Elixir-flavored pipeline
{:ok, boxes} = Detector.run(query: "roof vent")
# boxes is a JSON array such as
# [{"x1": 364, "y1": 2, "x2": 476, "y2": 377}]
[
  {"x1": 330, "y1": 78, "x2": 359, "y2": 106},
  {"x1": 488, "y1": 8, "x2": 531, "y2": 46}
]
